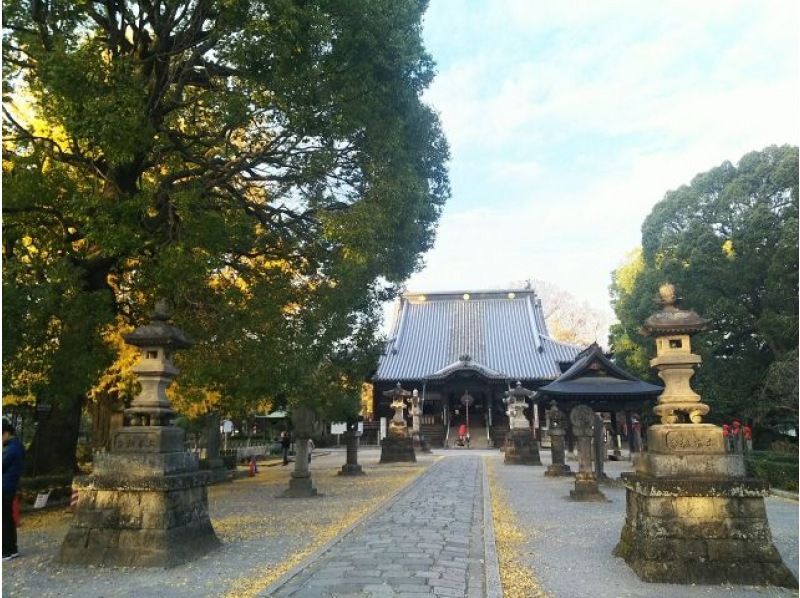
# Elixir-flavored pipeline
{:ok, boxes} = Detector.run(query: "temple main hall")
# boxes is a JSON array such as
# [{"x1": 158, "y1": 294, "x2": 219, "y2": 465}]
[{"x1": 370, "y1": 289, "x2": 582, "y2": 447}]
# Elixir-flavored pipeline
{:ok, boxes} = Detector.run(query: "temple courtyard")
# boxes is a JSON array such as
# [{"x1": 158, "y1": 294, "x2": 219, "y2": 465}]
[{"x1": 2, "y1": 449, "x2": 797, "y2": 598}]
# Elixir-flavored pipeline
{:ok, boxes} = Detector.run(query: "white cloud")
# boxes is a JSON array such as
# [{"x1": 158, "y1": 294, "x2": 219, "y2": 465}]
[{"x1": 402, "y1": 0, "x2": 800, "y2": 332}]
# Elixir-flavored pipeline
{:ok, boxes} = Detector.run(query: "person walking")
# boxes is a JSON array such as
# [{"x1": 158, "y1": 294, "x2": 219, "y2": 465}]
[
  {"x1": 307, "y1": 438, "x2": 315, "y2": 463},
  {"x1": 3, "y1": 419, "x2": 25, "y2": 561},
  {"x1": 280, "y1": 430, "x2": 291, "y2": 466}
]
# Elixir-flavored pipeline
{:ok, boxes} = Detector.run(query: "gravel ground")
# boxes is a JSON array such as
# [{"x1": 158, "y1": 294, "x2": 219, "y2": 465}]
[
  {"x1": 1, "y1": 449, "x2": 434, "y2": 598},
  {"x1": 491, "y1": 451, "x2": 799, "y2": 598},
  {"x1": 3, "y1": 448, "x2": 796, "y2": 598}
]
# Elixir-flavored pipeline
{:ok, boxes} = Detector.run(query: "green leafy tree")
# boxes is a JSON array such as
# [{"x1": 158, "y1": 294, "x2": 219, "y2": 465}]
[
  {"x1": 609, "y1": 145, "x2": 798, "y2": 430},
  {"x1": 3, "y1": 0, "x2": 449, "y2": 475}
]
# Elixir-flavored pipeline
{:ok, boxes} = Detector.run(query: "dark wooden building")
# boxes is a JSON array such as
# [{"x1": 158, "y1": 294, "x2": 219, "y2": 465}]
[
  {"x1": 371, "y1": 289, "x2": 581, "y2": 447},
  {"x1": 536, "y1": 342, "x2": 663, "y2": 453}
]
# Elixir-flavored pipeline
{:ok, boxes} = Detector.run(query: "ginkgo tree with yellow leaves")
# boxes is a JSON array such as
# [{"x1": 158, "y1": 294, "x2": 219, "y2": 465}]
[{"x1": 2, "y1": 0, "x2": 449, "y2": 476}]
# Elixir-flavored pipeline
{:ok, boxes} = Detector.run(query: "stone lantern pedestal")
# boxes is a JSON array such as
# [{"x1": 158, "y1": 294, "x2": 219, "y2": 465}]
[
  {"x1": 339, "y1": 428, "x2": 364, "y2": 476},
  {"x1": 408, "y1": 389, "x2": 432, "y2": 454},
  {"x1": 282, "y1": 406, "x2": 319, "y2": 497},
  {"x1": 379, "y1": 383, "x2": 416, "y2": 463},
  {"x1": 545, "y1": 402, "x2": 572, "y2": 476},
  {"x1": 503, "y1": 382, "x2": 542, "y2": 465},
  {"x1": 58, "y1": 302, "x2": 219, "y2": 567},
  {"x1": 614, "y1": 285, "x2": 796, "y2": 587},
  {"x1": 569, "y1": 405, "x2": 606, "y2": 501}
]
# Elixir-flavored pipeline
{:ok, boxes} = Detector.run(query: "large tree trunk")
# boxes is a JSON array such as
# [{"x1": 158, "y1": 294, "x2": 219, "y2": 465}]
[
  {"x1": 88, "y1": 397, "x2": 124, "y2": 452},
  {"x1": 24, "y1": 396, "x2": 83, "y2": 477}
]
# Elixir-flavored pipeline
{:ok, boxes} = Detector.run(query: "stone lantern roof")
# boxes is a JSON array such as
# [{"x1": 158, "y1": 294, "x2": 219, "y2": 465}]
[
  {"x1": 642, "y1": 284, "x2": 709, "y2": 337},
  {"x1": 123, "y1": 300, "x2": 193, "y2": 349}
]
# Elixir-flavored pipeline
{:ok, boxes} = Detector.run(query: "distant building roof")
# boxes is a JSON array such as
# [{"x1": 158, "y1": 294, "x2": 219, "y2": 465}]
[
  {"x1": 373, "y1": 289, "x2": 581, "y2": 382},
  {"x1": 537, "y1": 343, "x2": 662, "y2": 398}
]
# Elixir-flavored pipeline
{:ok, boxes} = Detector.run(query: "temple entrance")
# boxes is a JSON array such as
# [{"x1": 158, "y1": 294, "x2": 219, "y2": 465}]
[{"x1": 446, "y1": 389, "x2": 491, "y2": 449}]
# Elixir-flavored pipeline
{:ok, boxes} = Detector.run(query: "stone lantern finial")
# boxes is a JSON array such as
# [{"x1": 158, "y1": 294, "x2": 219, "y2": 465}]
[{"x1": 658, "y1": 283, "x2": 676, "y2": 306}]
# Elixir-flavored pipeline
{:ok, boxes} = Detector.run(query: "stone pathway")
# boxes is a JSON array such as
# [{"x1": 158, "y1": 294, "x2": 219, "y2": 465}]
[{"x1": 266, "y1": 454, "x2": 494, "y2": 598}]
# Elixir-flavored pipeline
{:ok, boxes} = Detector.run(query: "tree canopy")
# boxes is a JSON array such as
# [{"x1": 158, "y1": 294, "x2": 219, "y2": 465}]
[
  {"x1": 2, "y1": 0, "x2": 449, "y2": 473},
  {"x1": 609, "y1": 145, "x2": 798, "y2": 429}
]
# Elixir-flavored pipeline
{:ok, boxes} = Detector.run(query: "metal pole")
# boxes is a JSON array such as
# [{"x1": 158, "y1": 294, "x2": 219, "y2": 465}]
[{"x1": 466, "y1": 400, "x2": 470, "y2": 447}]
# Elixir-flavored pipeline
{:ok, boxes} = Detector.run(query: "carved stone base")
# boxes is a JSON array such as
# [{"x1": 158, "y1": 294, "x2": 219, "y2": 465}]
[
  {"x1": 504, "y1": 430, "x2": 542, "y2": 465},
  {"x1": 57, "y1": 470, "x2": 219, "y2": 567},
  {"x1": 636, "y1": 424, "x2": 745, "y2": 478},
  {"x1": 380, "y1": 436, "x2": 416, "y2": 463},
  {"x1": 281, "y1": 474, "x2": 319, "y2": 498},
  {"x1": 58, "y1": 427, "x2": 220, "y2": 567},
  {"x1": 615, "y1": 473, "x2": 797, "y2": 587},
  {"x1": 544, "y1": 463, "x2": 573, "y2": 477},
  {"x1": 339, "y1": 463, "x2": 364, "y2": 476},
  {"x1": 570, "y1": 472, "x2": 607, "y2": 501}
]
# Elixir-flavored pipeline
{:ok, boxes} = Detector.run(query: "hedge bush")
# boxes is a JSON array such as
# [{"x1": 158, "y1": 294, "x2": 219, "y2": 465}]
[{"x1": 745, "y1": 452, "x2": 799, "y2": 492}]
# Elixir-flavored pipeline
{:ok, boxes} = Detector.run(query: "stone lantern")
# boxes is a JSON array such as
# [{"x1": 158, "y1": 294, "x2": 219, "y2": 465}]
[
  {"x1": 502, "y1": 381, "x2": 541, "y2": 465},
  {"x1": 379, "y1": 382, "x2": 416, "y2": 463},
  {"x1": 58, "y1": 301, "x2": 220, "y2": 567},
  {"x1": 614, "y1": 285, "x2": 796, "y2": 587},
  {"x1": 282, "y1": 405, "x2": 319, "y2": 497}
]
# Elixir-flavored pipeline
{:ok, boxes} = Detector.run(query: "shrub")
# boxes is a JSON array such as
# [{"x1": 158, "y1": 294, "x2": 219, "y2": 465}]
[{"x1": 745, "y1": 452, "x2": 799, "y2": 492}]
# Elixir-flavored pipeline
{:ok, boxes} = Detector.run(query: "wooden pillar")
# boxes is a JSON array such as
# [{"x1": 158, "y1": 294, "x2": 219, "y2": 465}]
[
  {"x1": 625, "y1": 410, "x2": 634, "y2": 456},
  {"x1": 610, "y1": 410, "x2": 622, "y2": 460}
]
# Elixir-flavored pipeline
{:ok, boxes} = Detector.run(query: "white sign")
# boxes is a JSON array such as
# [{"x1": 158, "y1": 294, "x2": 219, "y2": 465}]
[
  {"x1": 330, "y1": 422, "x2": 347, "y2": 435},
  {"x1": 34, "y1": 491, "x2": 51, "y2": 509},
  {"x1": 222, "y1": 420, "x2": 234, "y2": 434},
  {"x1": 380, "y1": 417, "x2": 387, "y2": 440},
  {"x1": 357, "y1": 422, "x2": 364, "y2": 436}
]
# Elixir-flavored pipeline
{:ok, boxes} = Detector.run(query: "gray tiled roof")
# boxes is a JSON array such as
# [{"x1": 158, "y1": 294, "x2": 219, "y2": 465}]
[{"x1": 374, "y1": 290, "x2": 581, "y2": 382}]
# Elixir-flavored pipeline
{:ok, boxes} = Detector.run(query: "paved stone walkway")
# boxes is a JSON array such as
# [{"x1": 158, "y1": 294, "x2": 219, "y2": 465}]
[{"x1": 266, "y1": 454, "x2": 492, "y2": 598}]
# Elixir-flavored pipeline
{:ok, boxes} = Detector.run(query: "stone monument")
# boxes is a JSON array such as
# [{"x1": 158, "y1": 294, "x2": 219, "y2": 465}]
[
  {"x1": 58, "y1": 301, "x2": 220, "y2": 567},
  {"x1": 408, "y1": 389, "x2": 431, "y2": 453},
  {"x1": 569, "y1": 404, "x2": 606, "y2": 501},
  {"x1": 544, "y1": 401, "x2": 572, "y2": 476},
  {"x1": 593, "y1": 413, "x2": 609, "y2": 482},
  {"x1": 614, "y1": 284, "x2": 796, "y2": 586},
  {"x1": 339, "y1": 420, "x2": 364, "y2": 476},
  {"x1": 379, "y1": 383, "x2": 416, "y2": 463},
  {"x1": 203, "y1": 412, "x2": 228, "y2": 483},
  {"x1": 503, "y1": 382, "x2": 542, "y2": 465},
  {"x1": 282, "y1": 405, "x2": 319, "y2": 497}
]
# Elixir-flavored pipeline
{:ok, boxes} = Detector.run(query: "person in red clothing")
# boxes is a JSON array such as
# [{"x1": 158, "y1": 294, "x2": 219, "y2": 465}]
[
  {"x1": 722, "y1": 423, "x2": 730, "y2": 453},
  {"x1": 458, "y1": 423, "x2": 467, "y2": 446},
  {"x1": 743, "y1": 423, "x2": 753, "y2": 452}
]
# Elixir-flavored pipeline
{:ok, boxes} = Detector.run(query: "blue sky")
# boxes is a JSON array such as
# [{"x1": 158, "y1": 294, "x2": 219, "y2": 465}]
[{"x1": 399, "y1": 0, "x2": 799, "y2": 322}]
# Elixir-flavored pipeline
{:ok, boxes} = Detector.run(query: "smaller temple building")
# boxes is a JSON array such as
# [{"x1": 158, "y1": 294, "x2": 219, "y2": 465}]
[{"x1": 536, "y1": 343, "x2": 663, "y2": 453}]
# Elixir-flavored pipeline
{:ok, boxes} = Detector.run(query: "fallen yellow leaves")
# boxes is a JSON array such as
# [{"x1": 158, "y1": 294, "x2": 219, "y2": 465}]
[
  {"x1": 487, "y1": 458, "x2": 551, "y2": 598},
  {"x1": 221, "y1": 462, "x2": 429, "y2": 598}
]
